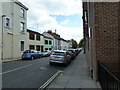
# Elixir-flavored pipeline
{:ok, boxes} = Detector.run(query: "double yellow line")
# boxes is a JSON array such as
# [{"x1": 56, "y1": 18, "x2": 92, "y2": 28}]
[{"x1": 37, "y1": 71, "x2": 62, "y2": 90}]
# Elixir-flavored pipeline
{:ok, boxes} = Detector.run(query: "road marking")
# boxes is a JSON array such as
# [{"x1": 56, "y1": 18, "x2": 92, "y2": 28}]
[
  {"x1": 1, "y1": 64, "x2": 32, "y2": 75},
  {"x1": 40, "y1": 67, "x2": 47, "y2": 70},
  {"x1": 37, "y1": 71, "x2": 62, "y2": 90}
]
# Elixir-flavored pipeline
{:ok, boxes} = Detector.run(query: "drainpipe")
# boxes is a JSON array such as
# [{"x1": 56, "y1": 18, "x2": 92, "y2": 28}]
[{"x1": 2, "y1": 15, "x2": 6, "y2": 60}]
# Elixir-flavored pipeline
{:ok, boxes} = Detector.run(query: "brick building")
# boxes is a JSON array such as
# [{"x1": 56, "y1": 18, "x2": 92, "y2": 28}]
[{"x1": 82, "y1": 2, "x2": 120, "y2": 80}]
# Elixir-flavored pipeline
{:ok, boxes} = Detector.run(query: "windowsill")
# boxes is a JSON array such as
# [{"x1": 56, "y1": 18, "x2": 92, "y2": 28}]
[
  {"x1": 20, "y1": 51, "x2": 24, "y2": 52},
  {"x1": 20, "y1": 32, "x2": 26, "y2": 34},
  {"x1": 7, "y1": 31, "x2": 13, "y2": 35},
  {"x1": 20, "y1": 16, "x2": 26, "y2": 19},
  {"x1": 5, "y1": 26, "x2": 11, "y2": 29},
  {"x1": 29, "y1": 39, "x2": 35, "y2": 40}
]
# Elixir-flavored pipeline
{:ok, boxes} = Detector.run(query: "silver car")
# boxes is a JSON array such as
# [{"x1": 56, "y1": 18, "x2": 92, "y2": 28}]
[{"x1": 49, "y1": 50, "x2": 71, "y2": 65}]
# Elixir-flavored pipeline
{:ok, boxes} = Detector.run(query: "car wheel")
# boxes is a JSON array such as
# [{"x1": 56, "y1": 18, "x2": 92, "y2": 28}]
[
  {"x1": 64, "y1": 61, "x2": 68, "y2": 66},
  {"x1": 49, "y1": 62, "x2": 53, "y2": 65},
  {"x1": 31, "y1": 56, "x2": 34, "y2": 60},
  {"x1": 39, "y1": 55, "x2": 41, "y2": 58}
]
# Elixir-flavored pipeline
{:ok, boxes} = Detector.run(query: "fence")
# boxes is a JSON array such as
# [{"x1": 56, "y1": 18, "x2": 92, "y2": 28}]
[{"x1": 98, "y1": 62, "x2": 120, "y2": 90}]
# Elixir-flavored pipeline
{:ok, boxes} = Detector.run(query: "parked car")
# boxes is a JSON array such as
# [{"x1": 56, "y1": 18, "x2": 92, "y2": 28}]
[
  {"x1": 49, "y1": 50, "x2": 71, "y2": 66},
  {"x1": 41, "y1": 50, "x2": 51, "y2": 57},
  {"x1": 68, "y1": 50, "x2": 76, "y2": 60},
  {"x1": 22, "y1": 50, "x2": 41, "y2": 60}
]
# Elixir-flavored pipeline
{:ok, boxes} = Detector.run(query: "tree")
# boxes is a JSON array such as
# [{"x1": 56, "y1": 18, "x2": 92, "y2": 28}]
[
  {"x1": 71, "y1": 39, "x2": 78, "y2": 49},
  {"x1": 78, "y1": 38, "x2": 84, "y2": 48}
]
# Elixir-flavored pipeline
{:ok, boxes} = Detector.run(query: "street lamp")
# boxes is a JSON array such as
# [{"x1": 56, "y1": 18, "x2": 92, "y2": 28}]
[{"x1": 2, "y1": 15, "x2": 6, "y2": 60}]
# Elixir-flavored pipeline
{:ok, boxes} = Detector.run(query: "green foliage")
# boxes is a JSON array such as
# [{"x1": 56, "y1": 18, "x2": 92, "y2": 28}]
[
  {"x1": 71, "y1": 39, "x2": 78, "y2": 49},
  {"x1": 78, "y1": 38, "x2": 84, "y2": 48}
]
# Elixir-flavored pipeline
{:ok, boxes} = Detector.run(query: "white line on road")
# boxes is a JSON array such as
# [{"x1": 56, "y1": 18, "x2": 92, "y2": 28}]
[
  {"x1": 0, "y1": 64, "x2": 32, "y2": 75},
  {"x1": 38, "y1": 71, "x2": 62, "y2": 90}
]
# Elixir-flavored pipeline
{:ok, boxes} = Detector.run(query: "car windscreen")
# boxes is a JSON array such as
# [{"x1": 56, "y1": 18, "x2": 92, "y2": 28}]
[
  {"x1": 53, "y1": 52, "x2": 65, "y2": 56},
  {"x1": 68, "y1": 50, "x2": 73, "y2": 53},
  {"x1": 24, "y1": 50, "x2": 31, "y2": 53}
]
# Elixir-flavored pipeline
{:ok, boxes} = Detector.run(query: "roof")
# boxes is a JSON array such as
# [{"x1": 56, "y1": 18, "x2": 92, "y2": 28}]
[
  {"x1": 44, "y1": 36, "x2": 53, "y2": 40},
  {"x1": 61, "y1": 38, "x2": 68, "y2": 42},
  {"x1": 48, "y1": 33, "x2": 61, "y2": 40},
  {"x1": 12, "y1": 0, "x2": 29, "y2": 10},
  {"x1": 27, "y1": 29, "x2": 44, "y2": 36}
]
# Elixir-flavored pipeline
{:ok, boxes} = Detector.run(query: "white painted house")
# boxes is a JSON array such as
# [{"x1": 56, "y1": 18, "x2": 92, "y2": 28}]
[{"x1": 1, "y1": 0, "x2": 28, "y2": 60}]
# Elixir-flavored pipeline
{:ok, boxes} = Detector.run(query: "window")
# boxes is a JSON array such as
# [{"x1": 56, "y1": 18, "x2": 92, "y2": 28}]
[
  {"x1": 20, "y1": 41, "x2": 24, "y2": 51},
  {"x1": 20, "y1": 8, "x2": 25, "y2": 18},
  {"x1": 20, "y1": 22, "x2": 25, "y2": 32},
  {"x1": 84, "y1": 11, "x2": 88, "y2": 25},
  {"x1": 29, "y1": 45, "x2": 35, "y2": 50},
  {"x1": 49, "y1": 41, "x2": 52, "y2": 45},
  {"x1": 45, "y1": 48, "x2": 48, "y2": 50},
  {"x1": 36, "y1": 45, "x2": 40, "y2": 51},
  {"x1": 49, "y1": 48, "x2": 52, "y2": 50},
  {"x1": 29, "y1": 33, "x2": 35, "y2": 40},
  {"x1": 36, "y1": 34, "x2": 40, "y2": 41},
  {"x1": 45, "y1": 40, "x2": 48, "y2": 44},
  {"x1": 5, "y1": 17, "x2": 11, "y2": 28}
]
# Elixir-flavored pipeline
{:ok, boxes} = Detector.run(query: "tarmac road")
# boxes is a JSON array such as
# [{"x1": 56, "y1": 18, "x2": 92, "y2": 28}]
[{"x1": 2, "y1": 56, "x2": 67, "y2": 89}]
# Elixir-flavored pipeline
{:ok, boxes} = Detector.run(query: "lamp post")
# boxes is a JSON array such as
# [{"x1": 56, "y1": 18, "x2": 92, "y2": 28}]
[{"x1": 2, "y1": 15, "x2": 6, "y2": 60}]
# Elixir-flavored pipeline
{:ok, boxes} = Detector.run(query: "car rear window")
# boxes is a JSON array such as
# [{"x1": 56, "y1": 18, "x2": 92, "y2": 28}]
[
  {"x1": 68, "y1": 51, "x2": 73, "y2": 53},
  {"x1": 53, "y1": 52, "x2": 65, "y2": 56},
  {"x1": 24, "y1": 50, "x2": 30, "y2": 53}
]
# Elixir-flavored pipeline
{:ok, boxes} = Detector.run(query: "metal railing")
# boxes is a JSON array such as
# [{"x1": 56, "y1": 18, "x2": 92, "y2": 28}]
[{"x1": 98, "y1": 62, "x2": 120, "y2": 90}]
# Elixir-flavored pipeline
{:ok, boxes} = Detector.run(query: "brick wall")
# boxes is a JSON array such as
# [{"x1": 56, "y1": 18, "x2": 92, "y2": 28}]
[{"x1": 94, "y1": 2, "x2": 119, "y2": 72}]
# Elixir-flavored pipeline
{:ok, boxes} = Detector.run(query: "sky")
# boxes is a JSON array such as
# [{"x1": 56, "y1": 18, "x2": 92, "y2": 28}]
[{"x1": 19, "y1": 0, "x2": 83, "y2": 43}]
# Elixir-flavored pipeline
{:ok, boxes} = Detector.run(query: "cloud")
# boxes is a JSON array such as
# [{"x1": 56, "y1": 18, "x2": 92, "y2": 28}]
[
  {"x1": 60, "y1": 20, "x2": 69, "y2": 25},
  {"x1": 19, "y1": 0, "x2": 83, "y2": 42}
]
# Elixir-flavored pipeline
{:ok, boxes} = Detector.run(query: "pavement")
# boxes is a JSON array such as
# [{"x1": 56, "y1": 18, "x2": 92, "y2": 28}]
[
  {"x1": 1, "y1": 58, "x2": 21, "y2": 63},
  {"x1": 47, "y1": 51, "x2": 102, "y2": 89}
]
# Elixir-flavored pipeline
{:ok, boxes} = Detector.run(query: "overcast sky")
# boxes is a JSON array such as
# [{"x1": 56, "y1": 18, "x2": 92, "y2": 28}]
[{"x1": 19, "y1": 0, "x2": 83, "y2": 43}]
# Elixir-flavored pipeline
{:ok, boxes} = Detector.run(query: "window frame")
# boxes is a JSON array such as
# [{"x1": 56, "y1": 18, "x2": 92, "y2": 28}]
[
  {"x1": 45, "y1": 40, "x2": 48, "y2": 44},
  {"x1": 4, "y1": 17, "x2": 11, "y2": 28},
  {"x1": 20, "y1": 41, "x2": 24, "y2": 51},
  {"x1": 20, "y1": 8, "x2": 25, "y2": 18},
  {"x1": 29, "y1": 45, "x2": 35, "y2": 50},
  {"x1": 29, "y1": 33, "x2": 35, "y2": 40},
  {"x1": 36, "y1": 45, "x2": 40, "y2": 51},
  {"x1": 20, "y1": 22, "x2": 25, "y2": 32},
  {"x1": 36, "y1": 34, "x2": 40, "y2": 41},
  {"x1": 49, "y1": 40, "x2": 52, "y2": 45}
]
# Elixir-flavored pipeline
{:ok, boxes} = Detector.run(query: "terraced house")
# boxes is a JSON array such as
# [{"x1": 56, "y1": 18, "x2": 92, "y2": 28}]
[
  {"x1": 43, "y1": 30, "x2": 70, "y2": 50},
  {"x1": 44, "y1": 36, "x2": 54, "y2": 51},
  {"x1": 1, "y1": 0, "x2": 28, "y2": 60},
  {"x1": 43, "y1": 30, "x2": 60, "y2": 50},
  {"x1": 27, "y1": 29, "x2": 44, "y2": 52}
]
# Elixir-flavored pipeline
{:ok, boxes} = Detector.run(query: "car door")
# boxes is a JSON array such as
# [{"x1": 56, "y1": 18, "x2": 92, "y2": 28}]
[
  {"x1": 34, "y1": 50, "x2": 39, "y2": 58},
  {"x1": 66, "y1": 52, "x2": 70, "y2": 62}
]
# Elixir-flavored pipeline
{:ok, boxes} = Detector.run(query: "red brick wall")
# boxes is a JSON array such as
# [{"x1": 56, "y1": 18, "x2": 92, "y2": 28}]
[{"x1": 94, "y1": 2, "x2": 119, "y2": 72}]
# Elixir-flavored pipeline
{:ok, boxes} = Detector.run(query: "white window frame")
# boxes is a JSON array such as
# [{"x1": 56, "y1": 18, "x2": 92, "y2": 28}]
[
  {"x1": 20, "y1": 8, "x2": 25, "y2": 18},
  {"x1": 20, "y1": 40, "x2": 25, "y2": 51},
  {"x1": 4, "y1": 17, "x2": 11, "y2": 28},
  {"x1": 20, "y1": 22, "x2": 25, "y2": 32},
  {"x1": 85, "y1": 11, "x2": 88, "y2": 25}
]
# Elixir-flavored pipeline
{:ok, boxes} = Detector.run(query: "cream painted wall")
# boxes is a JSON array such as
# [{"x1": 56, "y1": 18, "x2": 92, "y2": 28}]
[
  {"x1": 0, "y1": 2, "x2": 2, "y2": 89},
  {"x1": 0, "y1": 1, "x2": 2, "y2": 60},
  {"x1": 2, "y1": 1, "x2": 28, "y2": 59},
  {"x1": 26, "y1": 32, "x2": 45, "y2": 52}
]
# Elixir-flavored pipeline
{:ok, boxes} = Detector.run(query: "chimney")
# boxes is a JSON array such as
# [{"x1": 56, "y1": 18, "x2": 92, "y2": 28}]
[
  {"x1": 47, "y1": 30, "x2": 52, "y2": 33},
  {"x1": 55, "y1": 29, "x2": 57, "y2": 33}
]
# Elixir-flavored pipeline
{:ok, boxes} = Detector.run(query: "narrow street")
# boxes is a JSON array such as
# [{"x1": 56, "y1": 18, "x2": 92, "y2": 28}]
[{"x1": 2, "y1": 57, "x2": 67, "y2": 89}]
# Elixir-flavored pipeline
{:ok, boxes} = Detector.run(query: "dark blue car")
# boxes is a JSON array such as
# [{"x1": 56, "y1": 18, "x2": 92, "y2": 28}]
[{"x1": 22, "y1": 50, "x2": 41, "y2": 60}]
